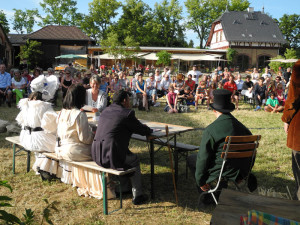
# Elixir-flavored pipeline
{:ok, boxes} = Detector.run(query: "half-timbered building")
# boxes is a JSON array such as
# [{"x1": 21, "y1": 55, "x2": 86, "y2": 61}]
[{"x1": 206, "y1": 7, "x2": 286, "y2": 70}]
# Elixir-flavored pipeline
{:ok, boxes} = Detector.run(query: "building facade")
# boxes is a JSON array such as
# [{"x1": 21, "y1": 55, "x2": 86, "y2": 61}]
[{"x1": 206, "y1": 8, "x2": 286, "y2": 70}]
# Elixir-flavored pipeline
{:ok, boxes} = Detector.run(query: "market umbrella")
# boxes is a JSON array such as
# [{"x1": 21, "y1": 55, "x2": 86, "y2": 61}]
[{"x1": 55, "y1": 54, "x2": 87, "y2": 59}]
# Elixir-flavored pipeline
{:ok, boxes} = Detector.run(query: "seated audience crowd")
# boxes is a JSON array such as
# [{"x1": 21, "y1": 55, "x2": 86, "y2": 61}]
[{"x1": 0, "y1": 61, "x2": 295, "y2": 207}]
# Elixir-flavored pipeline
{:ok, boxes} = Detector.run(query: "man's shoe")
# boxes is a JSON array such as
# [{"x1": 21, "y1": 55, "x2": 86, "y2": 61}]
[
  {"x1": 7, "y1": 102, "x2": 11, "y2": 108},
  {"x1": 132, "y1": 194, "x2": 148, "y2": 205}
]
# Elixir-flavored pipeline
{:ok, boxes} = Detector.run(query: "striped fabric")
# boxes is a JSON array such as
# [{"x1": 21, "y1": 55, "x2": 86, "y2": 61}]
[{"x1": 240, "y1": 210, "x2": 299, "y2": 225}]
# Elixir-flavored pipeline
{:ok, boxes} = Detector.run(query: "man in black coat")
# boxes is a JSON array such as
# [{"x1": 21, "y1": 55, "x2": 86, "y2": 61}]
[{"x1": 91, "y1": 90, "x2": 152, "y2": 205}]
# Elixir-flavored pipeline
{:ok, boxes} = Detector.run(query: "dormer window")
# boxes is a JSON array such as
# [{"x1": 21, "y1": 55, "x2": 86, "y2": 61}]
[
  {"x1": 272, "y1": 34, "x2": 277, "y2": 38},
  {"x1": 242, "y1": 34, "x2": 246, "y2": 37},
  {"x1": 249, "y1": 34, "x2": 253, "y2": 37}
]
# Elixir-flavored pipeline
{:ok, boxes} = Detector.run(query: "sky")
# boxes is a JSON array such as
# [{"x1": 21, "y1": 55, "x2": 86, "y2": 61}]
[{"x1": 1, "y1": 0, "x2": 300, "y2": 46}]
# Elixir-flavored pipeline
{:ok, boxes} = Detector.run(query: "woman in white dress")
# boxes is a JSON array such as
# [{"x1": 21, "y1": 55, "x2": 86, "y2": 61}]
[
  {"x1": 56, "y1": 84, "x2": 114, "y2": 199},
  {"x1": 16, "y1": 92, "x2": 58, "y2": 176},
  {"x1": 85, "y1": 75, "x2": 107, "y2": 113}
]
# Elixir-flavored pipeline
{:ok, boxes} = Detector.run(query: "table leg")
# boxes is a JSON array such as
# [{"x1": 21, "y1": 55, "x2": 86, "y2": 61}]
[
  {"x1": 150, "y1": 139, "x2": 155, "y2": 199},
  {"x1": 174, "y1": 135, "x2": 178, "y2": 184}
]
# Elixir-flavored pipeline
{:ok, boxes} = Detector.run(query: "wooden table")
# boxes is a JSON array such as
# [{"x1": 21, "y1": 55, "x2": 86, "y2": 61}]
[
  {"x1": 88, "y1": 115, "x2": 196, "y2": 199},
  {"x1": 137, "y1": 120, "x2": 195, "y2": 199},
  {"x1": 211, "y1": 189, "x2": 300, "y2": 224}
]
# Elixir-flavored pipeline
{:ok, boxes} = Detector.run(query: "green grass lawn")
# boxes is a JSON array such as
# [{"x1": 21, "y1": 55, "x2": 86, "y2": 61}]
[{"x1": 0, "y1": 94, "x2": 295, "y2": 225}]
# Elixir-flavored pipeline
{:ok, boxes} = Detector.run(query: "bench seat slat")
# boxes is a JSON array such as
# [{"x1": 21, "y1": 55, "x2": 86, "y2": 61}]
[{"x1": 42, "y1": 153, "x2": 135, "y2": 176}]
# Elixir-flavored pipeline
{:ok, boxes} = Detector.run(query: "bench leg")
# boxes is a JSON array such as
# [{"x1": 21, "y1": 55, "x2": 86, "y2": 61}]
[
  {"x1": 13, "y1": 144, "x2": 16, "y2": 174},
  {"x1": 27, "y1": 151, "x2": 31, "y2": 173},
  {"x1": 102, "y1": 172, "x2": 108, "y2": 215},
  {"x1": 150, "y1": 140, "x2": 155, "y2": 199}
]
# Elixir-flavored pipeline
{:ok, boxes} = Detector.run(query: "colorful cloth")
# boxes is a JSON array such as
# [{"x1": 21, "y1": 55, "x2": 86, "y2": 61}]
[{"x1": 240, "y1": 210, "x2": 299, "y2": 225}]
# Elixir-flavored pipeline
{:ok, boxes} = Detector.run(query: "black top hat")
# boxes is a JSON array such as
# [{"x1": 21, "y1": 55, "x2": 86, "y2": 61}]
[{"x1": 209, "y1": 89, "x2": 235, "y2": 113}]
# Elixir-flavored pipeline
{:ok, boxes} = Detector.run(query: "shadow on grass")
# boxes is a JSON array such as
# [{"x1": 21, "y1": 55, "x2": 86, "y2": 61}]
[{"x1": 254, "y1": 170, "x2": 296, "y2": 196}]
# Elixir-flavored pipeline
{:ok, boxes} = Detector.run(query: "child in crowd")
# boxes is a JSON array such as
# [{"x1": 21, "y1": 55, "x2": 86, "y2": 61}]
[
  {"x1": 99, "y1": 75, "x2": 109, "y2": 93},
  {"x1": 185, "y1": 74, "x2": 195, "y2": 93},
  {"x1": 275, "y1": 83, "x2": 286, "y2": 106},
  {"x1": 165, "y1": 84, "x2": 178, "y2": 113},
  {"x1": 264, "y1": 92, "x2": 284, "y2": 113},
  {"x1": 208, "y1": 82, "x2": 217, "y2": 104},
  {"x1": 217, "y1": 81, "x2": 223, "y2": 89},
  {"x1": 195, "y1": 81, "x2": 208, "y2": 110},
  {"x1": 174, "y1": 73, "x2": 185, "y2": 95},
  {"x1": 178, "y1": 86, "x2": 194, "y2": 105}
]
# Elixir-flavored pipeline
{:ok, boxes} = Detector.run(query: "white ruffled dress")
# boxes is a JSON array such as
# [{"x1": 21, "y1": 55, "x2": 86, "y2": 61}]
[{"x1": 16, "y1": 99, "x2": 58, "y2": 174}]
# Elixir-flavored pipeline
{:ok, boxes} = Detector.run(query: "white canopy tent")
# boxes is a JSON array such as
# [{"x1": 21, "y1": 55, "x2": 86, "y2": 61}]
[{"x1": 268, "y1": 58, "x2": 298, "y2": 63}]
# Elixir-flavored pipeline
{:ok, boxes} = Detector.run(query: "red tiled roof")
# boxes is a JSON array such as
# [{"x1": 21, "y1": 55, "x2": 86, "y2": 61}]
[{"x1": 26, "y1": 25, "x2": 93, "y2": 41}]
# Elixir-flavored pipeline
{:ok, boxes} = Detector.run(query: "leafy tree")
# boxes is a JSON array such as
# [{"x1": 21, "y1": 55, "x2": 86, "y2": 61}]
[
  {"x1": 269, "y1": 48, "x2": 297, "y2": 72},
  {"x1": 0, "y1": 10, "x2": 10, "y2": 34},
  {"x1": 39, "y1": 0, "x2": 82, "y2": 26},
  {"x1": 153, "y1": 0, "x2": 185, "y2": 47},
  {"x1": 156, "y1": 50, "x2": 172, "y2": 66},
  {"x1": 185, "y1": 0, "x2": 250, "y2": 48},
  {"x1": 188, "y1": 40, "x2": 194, "y2": 48},
  {"x1": 226, "y1": 48, "x2": 237, "y2": 65},
  {"x1": 18, "y1": 40, "x2": 43, "y2": 69},
  {"x1": 279, "y1": 14, "x2": 300, "y2": 49},
  {"x1": 12, "y1": 9, "x2": 39, "y2": 34},
  {"x1": 101, "y1": 31, "x2": 140, "y2": 68},
  {"x1": 116, "y1": 0, "x2": 157, "y2": 46},
  {"x1": 80, "y1": 0, "x2": 121, "y2": 43}
]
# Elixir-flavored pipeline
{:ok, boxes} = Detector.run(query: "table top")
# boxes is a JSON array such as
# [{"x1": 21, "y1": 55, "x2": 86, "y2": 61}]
[
  {"x1": 87, "y1": 113, "x2": 195, "y2": 139},
  {"x1": 211, "y1": 189, "x2": 300, "y2": 224}
]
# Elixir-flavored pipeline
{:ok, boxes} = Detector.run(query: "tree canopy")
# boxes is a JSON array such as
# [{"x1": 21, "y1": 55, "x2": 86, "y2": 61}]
[
  {"x1": 153, "y1": 0, "x2": 186, "y2": 47},
  {"x1": 39, "y1": 0, "x2": 82, "y2": 26},
  {"x1": 12, "y1": 9, "x2": 39, "y2": 34},
  {"x1": 0, "y1": 10, "x2": 10, "y2": 34},
  {"x1": 279, "y1": 14, "x2": 300, "y2": 49},
  {"x1": 80, "y1": 0, "x2": 121, "y2": 43}
]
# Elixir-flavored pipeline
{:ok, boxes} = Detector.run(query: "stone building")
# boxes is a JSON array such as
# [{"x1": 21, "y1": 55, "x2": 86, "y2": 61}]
[
  {"x1": 0, "y1": 24, "x2": 13, "y2": 68},
  {"x1": 206, "y1": 7, "x2": 286, "y2": 70}
]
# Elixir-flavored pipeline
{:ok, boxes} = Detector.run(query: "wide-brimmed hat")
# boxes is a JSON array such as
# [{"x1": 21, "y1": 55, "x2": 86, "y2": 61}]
[{"x1": 209, "y1": 89, "x2": 235, "y2": 113}]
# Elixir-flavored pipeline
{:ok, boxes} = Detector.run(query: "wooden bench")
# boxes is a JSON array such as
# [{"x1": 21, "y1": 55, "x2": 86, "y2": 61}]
[
  {"x1": 5, "y1": 136, "x2": 136, "y2": 215},
  {"x1": 131, "y1": 134, "x2": 199, "y2": 180},
  {"x1": 5, "y1": 136, "x2": 31, "y2": 174},
  {"x1": 42, "y1": 152, "x2": 136, "y2": 215}
]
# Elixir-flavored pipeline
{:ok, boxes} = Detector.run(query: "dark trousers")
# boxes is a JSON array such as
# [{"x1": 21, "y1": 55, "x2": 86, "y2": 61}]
[
  {"x1": 118, "y1": 153, "x2": 143, "y2": 198},
  {"x1": 292, "y1": 150, "x2": 300, "y2": 200},
  {"x1": 255, "y1": 94, "x2": 264, "y2": 106}
]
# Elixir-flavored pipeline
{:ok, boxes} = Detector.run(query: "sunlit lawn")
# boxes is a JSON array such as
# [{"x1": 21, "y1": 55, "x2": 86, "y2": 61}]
[{"x1": 0, "y1": 91, "x2": 294, "y2": 224}]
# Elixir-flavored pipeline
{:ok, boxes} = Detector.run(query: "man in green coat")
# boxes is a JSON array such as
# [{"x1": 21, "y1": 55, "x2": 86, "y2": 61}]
[{"x1": 188, "y1": 89, "x2": 253, "y2": 205}]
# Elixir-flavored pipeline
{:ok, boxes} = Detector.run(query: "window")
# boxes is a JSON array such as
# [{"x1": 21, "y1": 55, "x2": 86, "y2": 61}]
[
  {"x1": 216, "y1": 32, "x2": 219, "y2": 43},
  {"x1": 220, "y1": 31, "x2": 223, "y2": 41}
]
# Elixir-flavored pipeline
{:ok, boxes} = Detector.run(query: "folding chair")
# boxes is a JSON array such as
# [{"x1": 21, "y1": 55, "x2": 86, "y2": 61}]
[{"x1": 200, "y1": 135, "x2": 261, "y2": 205}]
